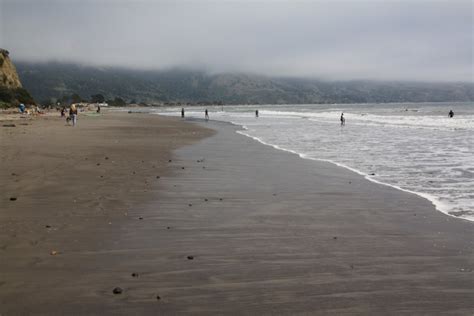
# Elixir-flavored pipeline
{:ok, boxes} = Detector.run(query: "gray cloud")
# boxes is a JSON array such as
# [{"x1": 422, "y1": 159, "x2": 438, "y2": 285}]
[{"x1": 1, "y1": 0, "x2": 472, "y2": 81}]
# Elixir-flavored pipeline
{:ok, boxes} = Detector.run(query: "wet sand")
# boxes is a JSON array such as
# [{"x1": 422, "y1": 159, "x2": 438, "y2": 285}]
[{"x1": 0, "y1": 113, "x2": 473, "y2": 315}]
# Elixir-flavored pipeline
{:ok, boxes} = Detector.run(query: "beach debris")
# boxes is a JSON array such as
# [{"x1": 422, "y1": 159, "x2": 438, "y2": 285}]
[
  {"x1": 187, "y1": 255, "x2": 194, "y2": 260},
  {"x1": 113, "y1": 287, "x2": 123, "y2": 294},
  {"x1": 9, "y1": 197, "x2": 17, "y2": 201},
  {"x1": 458, "y1": 268, "x2": 472, "y2": 272},
  {"x1": 2, "y1": 124, "x2": 16, "y2": 127},
  {"x1": 131, "y1": 273, "x2": 139, "y2": 278},
  {"x1": 50, "y1": 250, "x2": 60, "y2": 255},
  {"x1": 156, "y1": 295, "x2": 161, "y2": 300},
  {"x1": 138, "y1": 217, "x2": 143, "y2": 220}
]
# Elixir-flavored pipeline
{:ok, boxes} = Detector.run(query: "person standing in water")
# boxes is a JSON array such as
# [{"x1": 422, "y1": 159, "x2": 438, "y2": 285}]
[
  {"x1": 448, "y1": 110, "x2": 454, "y2": 118},
  {"x1": 340, "y1": 112, "x2": 345, "y2": 126},
  {"x1": 205, "y1": 109, "x2": 209, "y2": 121},
  {"x1": 255, "y1": 110, "x2": 259, "y2": 118},
  {"x1": 181, "y1": 108, "x2": 185, "y2": 118}
]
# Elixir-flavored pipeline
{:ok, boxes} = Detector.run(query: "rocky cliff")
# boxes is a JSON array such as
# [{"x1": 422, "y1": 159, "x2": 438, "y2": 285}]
[
  {"x1": 0, "y1": 49, "x2": 35, "y2": 107},
  {"x1": 0, "y1": 49, "x2": 22, "y2": 89}
]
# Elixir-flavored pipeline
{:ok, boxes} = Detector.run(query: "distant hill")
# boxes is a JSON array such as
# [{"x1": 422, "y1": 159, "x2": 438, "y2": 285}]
[{"x1": 16, "y1": 61, "x2": 474, "y2": 105}]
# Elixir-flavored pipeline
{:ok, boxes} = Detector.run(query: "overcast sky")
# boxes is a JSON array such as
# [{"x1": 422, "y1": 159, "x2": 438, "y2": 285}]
[{"x1": 0, "y1": 0, "x2": 472, "y2": 81}]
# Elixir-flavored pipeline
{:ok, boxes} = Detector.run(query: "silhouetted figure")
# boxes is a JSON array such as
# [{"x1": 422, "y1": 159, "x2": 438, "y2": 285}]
[
  {"x1": 340, "y1": 112, "x2": 345, "y2": 126},
  {"x1": 97, "y1": 105, "x2": 101, "y2": 113},
  {"x1": 205, "y1": 109, "x2": 209, "y2": 121},
  {"x1": 181, "y1": 108, "x2": 185, "y2": 118},
  {"x1": 448, "y1": 110, "x2": 454, "y2": 118},
  {"x1": 256, "y1": 110, "x2": 259, "y2": 117}
]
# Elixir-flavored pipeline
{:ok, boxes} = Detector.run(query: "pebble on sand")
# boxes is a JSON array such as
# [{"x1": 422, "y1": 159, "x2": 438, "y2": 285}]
[
  {"x1": 113, "y1": 287, "x2": 123, "y2": 294},
  {"x1": 188, "y1": 204, "x2": 192, "y2": 207},
  {"x1": 156, "y1": 176, "x2": 160, "y2": 179},
  {"x1": 9, "y1": 197, "x2": 17, "y2": 201},
  {"x1": 187, "y1": 255, "x2": 194, "y2": 260},
  {"x1": 156, "y1": 295, "x2": 161, "y2": 300},
  {"x1": 139, "y1": 217, "x2": 143, "y2": 220},
  {"x1": 131, "y1": 273, "x2": 139, "y2": 278}
]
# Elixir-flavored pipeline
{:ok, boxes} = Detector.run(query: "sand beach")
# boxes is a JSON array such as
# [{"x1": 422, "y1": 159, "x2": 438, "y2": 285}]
[{"x1": 0, "y1": 111, "x2": 473, "y2": 315}]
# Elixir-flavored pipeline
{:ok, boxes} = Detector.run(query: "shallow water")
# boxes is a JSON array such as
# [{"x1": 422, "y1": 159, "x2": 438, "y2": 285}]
[{"x1": 154, "y1": 102, "x2": 474, "y2": 222}]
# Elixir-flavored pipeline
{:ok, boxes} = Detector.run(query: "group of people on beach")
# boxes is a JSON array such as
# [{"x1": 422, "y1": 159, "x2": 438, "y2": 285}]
[{"x1": 180, "y1": 108, "x2": 260, "y2": 121}]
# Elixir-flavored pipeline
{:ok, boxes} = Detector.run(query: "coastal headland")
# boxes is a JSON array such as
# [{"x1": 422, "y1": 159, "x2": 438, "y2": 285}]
[{"x1": 0, "y1": 111, "x2": 473, "y2": 314}]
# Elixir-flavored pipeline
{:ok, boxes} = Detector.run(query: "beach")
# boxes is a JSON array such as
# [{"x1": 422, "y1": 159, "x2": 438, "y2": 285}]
[{"x1": 0, "y1": 112, "x2": 473, "y2": 315}]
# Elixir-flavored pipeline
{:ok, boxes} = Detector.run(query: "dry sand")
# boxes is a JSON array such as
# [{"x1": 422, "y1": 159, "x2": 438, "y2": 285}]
[{"x1": 0, "y1": 112, "x2": 473, "y2": 315}]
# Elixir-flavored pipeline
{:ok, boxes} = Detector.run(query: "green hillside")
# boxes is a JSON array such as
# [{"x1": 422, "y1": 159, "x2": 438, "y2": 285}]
[{"x1": 16, "y1": 62, "x2": 474, "y2": 105}]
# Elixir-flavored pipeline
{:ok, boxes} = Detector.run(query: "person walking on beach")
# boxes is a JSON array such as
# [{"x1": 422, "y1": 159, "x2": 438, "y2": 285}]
[
  {"x1": 448, "y1": 110, "x2": 454, "y2": 118},
  {"x1": 256, "y1": 110, "x2": 259, "y2": 118},
  {"x1": 205, "y1": 109, "x2": 209, "y2": 121},
  {"x1": 97, "y1": 105, "x2": 101, "y2": 114},
  {"x1": 181, "y1": 108, "x2": 185, "y2": 118},
  {"x1": 70, "y1": 104, "x2": 78, "y2": 126},
  {"x1": 340, "y1": 112, "x2": 345, "y2": 126}
]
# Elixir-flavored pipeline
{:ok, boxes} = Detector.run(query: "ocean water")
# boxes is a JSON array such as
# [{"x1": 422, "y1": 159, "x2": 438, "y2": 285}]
[{"x1": 153, "y1": 102, "x2": 474, "y2": 222}]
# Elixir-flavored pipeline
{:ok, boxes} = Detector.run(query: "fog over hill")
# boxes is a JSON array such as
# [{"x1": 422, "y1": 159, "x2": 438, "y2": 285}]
[{"x1": 16, "y1": 62, "x2": 474, "y2": 105}]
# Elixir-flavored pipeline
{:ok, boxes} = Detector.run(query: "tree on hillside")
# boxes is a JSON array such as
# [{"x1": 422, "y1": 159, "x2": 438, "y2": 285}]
[
  {"x1": 70, "y1": 93, "x2": 83, "y2": 103},
  {"x1": 90, "y1": 94, "x2": 105, "y2": 103}
]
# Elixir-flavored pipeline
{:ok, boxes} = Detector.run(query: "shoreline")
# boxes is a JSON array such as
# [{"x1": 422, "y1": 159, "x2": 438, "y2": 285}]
[
  {"x1": 236, "y1": 127, "x2": 468, "y2": 223},
  {"x1": 1, "y1": 112, "x2": 473, "y2": 314}
]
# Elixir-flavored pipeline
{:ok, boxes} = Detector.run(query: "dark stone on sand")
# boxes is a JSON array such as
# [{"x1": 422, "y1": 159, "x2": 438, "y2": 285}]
[
  {"x1": 202, "y1": 166, "x2": 206, "y2": 169},
  {"x1": 333, "y1": 236, "x2": 338, "y2": 240},
  {"x1": 273, "y1": 194, "x2": 277, "y2": 196},
  {"x1": 9, "y1": 197, "x2": 17, "y2": 201},
  {"x1": 187, "y1": 255, "x2": 194, "y2": 260},
  {"x1": 11, "y1": 173, "x2": 17, "y2": 176},
  {"x1": 100, "y1": 175, "x2": 103, "y2": 178},
  {"x1": 188, "y1": 204, "x2": 192, "y2": 207},
  {"x1": 167, "y1": 226, "x2": 171, "y2": 229},
  {"x1": 131, "y1": 273, "x2": 139, "y2": 278},
  {"x1": 3, "y1": 124, "x2": 16, "y2": 127},
  {"x1": 370, "y1": 173, "x2": 376, "y2": 176},
  {"x1": 156, "y1": 176, "x2": 160, "y2": 179},
  {"x1": 168, "y1": 160, "x2": 172, "y2": 163},
  {"x1": 133, "y1": 171, "x2": 136, "y2": 174},
  {"x1": 219, "y1": 198, "x2": 223, "y2": 201},
  {"x1": 139, "y1": 217, "x2": 143, "y2": 220},
  {"x1": 156, "y1": 295, "x2": 161, "y2": 300},
  {"x1": 204, "y1": 198, "x2": 208, "y2": 202},
  {"x1": 105, "y1": 157, "x2": 109, "y2": 160},
  {"x1": 113, "y1": 287, "x2": 123, "y2": 294},
  {"x1": 45, "y1": 225, "x2": 51, "y2": 228},
  {"x1": 182, "y1": 167, "x2": 185, "y2": 170},
  {"x1": 96, "y1": 163, "x2": 101, "y2": 166}
]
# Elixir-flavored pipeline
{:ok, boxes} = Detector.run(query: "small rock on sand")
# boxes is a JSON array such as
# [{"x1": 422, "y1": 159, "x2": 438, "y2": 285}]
[
  {"x1": 156, "y1": 295, "x2": 161, "y2": 300},
  {"x1": 113, "y1": 287, "x2": 123, "y2": 294},
  {"x1": 9, "y1": 197, "x2": 17, "y2": 201},
  {"x1": 187, "y1": 256, "x2": 194, "y2": 260},
  {"x1": 188, "y1": 204, "x2": 192, "y2": 207},
  {"x1": 156, "y1": 176, "x2": 160, "y2": 179},
  {"x1": 131, "y1": 273, "x2": 139, "y2": 278}
]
